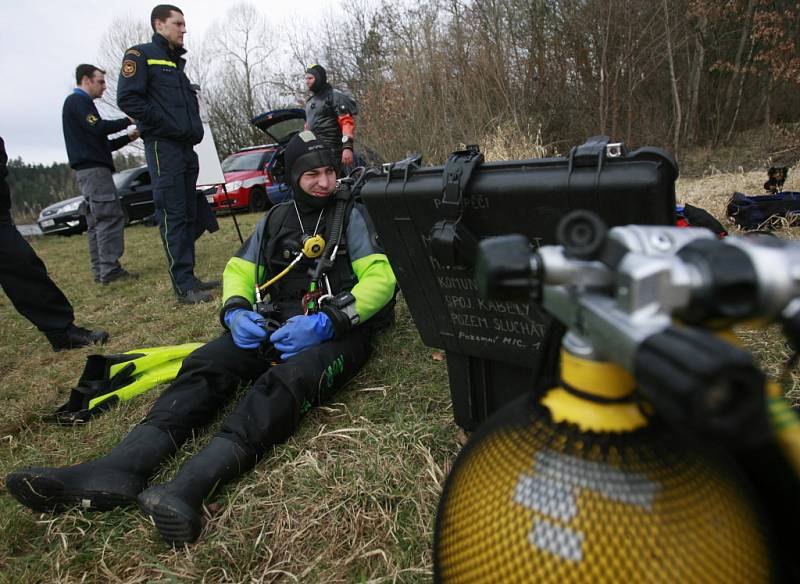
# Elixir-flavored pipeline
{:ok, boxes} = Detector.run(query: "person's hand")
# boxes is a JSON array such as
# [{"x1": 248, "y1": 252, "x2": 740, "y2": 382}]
[
  {"x1": 128, "y1": 127, "x2": 140, "y2": 141},
  {"x1": 224, "y1": 309, "x2": 267, "y2": 349},
  {"x1": 269, "y1": 313, "x2": 334, "y2": 359},
  {"x1": 127, "y1": 116, "x2": 136, "y2": 124},
  {"x1": 341, "y1": 148, "x2": 354, "y2": 167}
]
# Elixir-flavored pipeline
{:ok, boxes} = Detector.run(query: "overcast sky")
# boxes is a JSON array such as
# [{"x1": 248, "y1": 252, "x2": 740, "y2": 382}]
[{"x1": 0, "y1": 0, "x2": 330, "y2": 165}]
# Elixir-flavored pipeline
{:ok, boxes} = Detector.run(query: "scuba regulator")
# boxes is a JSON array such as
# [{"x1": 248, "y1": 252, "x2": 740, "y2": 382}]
[{"x1": 476, "y1": 210, "x2": 800, "y2": 442}]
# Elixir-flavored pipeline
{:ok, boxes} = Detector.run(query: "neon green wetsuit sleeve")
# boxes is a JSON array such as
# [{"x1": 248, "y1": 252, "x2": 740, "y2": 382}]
[
  {"x1": 221, "y1": 216, "x2": 268, "y2": 307},
  {"x1": 350, "y1": 254, "x2": 396, "y2": 322},
  {"x1": 346, "y1": 205, "x2": 397, "y2": 322}
]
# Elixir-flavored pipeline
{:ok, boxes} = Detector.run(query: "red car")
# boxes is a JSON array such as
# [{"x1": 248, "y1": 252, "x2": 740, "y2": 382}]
[
  {"x1": 204, "y1": 109, "x2": 306, "y2": 213},
  {"x1": 204, "y1": 145, "x2": 276, "y2": 213}
]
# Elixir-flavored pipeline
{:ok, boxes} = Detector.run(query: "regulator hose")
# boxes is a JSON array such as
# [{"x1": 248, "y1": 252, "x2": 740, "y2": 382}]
[{"x1": 310, "y1": 183, "x2": 351, "y2": 281}]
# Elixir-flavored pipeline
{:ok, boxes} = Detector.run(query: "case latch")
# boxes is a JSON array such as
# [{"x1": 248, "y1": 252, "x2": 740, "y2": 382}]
[{"x1": 430, "y1": 145, "x2": 483, "y2": 266}]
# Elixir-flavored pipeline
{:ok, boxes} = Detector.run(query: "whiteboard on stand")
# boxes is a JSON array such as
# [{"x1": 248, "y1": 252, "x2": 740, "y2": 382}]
[{"x1": 194, "y1": 88, "x2": 225, "y2": 186}]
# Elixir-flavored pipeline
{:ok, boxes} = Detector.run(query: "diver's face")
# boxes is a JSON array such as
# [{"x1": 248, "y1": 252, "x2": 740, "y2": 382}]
[{"x1": 298, "y1": 166, "x2": 337, "y2": 198}]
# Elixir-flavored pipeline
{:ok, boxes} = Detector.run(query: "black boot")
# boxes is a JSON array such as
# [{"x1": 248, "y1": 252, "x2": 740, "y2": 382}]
[
  {"x1": 46, "y1": 324, "x2": 109, "y2": 351},
  {"x1": 5, "y1": 425, "x2": 176, "y2": 512},
  {"x1": 138, "y1": 437, "x2": 257, "y2": 546}
]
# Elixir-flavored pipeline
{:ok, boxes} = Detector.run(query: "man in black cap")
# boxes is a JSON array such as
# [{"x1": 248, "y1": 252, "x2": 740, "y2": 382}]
[
  {"x1": 6, "y1": 130, "x2": 396, "y2": 547},
  {"x1": 0, "y1": 136, "x2": 109, "y2": 351},
  {"x1": 304, "y1": 64, "x2": 358, "y2": 170}
]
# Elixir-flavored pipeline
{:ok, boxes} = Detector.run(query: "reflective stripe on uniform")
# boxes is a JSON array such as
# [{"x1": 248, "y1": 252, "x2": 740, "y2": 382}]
[{"x1": 146, "y1": 59, "x2": 177, "y2": 67}]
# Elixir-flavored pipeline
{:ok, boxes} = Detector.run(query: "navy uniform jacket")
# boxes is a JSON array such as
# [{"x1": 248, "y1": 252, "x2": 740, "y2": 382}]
[
  {"x1": 62, "y1": 89, "x2": 130, "y2": 171},
  {"x1": 116, "y1": 33, "x2": 203, "y2": 145}
]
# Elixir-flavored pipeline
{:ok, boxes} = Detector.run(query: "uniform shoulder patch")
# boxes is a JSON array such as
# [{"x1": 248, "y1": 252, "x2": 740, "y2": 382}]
[
  {"x1": 125, "y1": 48, "x2": 142, "y2": 57},
  {"x1": 121, "y1": 60, "x2": 137, "y2": 78},
  {"x1": 86, "y1": 114, "x2": 99, "y2": 126}
]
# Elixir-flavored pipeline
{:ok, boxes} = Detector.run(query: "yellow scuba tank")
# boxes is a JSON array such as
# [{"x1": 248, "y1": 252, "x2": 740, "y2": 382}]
[
  {"x1": 433, "y1": 214, "x2": 800, "y2": 582},
  {"x1": 434, "y1": 343, "x2": 774, "y2": 583}
]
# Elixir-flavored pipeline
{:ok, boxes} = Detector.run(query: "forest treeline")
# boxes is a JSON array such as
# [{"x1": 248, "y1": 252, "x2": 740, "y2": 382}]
[
  {"x1": 7, "y1": 153, "x2": 143, "y2": 221},
  {"x1": 101, "y1": 0, "x2": 800, "y2": 164},
  {"x1": 318, "y1": 0, "x2": 800, "y2": 162},
  {"x1": 10, "y1": 0, "x2": 799, "y2": 218}
]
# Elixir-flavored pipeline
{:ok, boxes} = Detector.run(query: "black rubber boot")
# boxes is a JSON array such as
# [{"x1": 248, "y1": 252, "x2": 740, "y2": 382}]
[
  {"x1": 5, "y1": 425, "x2": 177, "y2": 512},
  {"x1": 46, "y1": 324, "x2": 109, "y2": 351},
  {"x1": 138, "y1": 437, "x2": 257, "y2": 546}
]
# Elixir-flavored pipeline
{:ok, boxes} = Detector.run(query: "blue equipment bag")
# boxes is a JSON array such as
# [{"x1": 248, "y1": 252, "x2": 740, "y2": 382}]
[{"x1": 727, "y1": 191, "x2": 800, "y2": 231}]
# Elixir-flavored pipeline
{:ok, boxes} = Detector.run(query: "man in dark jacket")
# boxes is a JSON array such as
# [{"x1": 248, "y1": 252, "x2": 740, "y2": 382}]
[
  {"x1": 0, "y1": 136, "x2": 108, "y2": 350},
  {"x1": 117, "y1": 4, "x2": 217, "y2": 304},
  {"x1": 63, "y1": 64, "x2": 139, "y2": 284},
  {"x1": 5, "y1": 131, "x2": 397, "y2": 546},
  {"x1": 304, "y1": 64, "x2": 358, "y2": 170}
]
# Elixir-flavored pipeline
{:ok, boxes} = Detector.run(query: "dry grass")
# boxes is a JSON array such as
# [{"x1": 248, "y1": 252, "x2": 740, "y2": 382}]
[
  {"x1": 0, "y1": 213, "x2": 454, "y2": 583},
  {"x1": 1, "y1": 158, "x2": 799, "y2": 582},
  {"x1": 480, "y1": 120, "x2": 552, "y2": 161}
]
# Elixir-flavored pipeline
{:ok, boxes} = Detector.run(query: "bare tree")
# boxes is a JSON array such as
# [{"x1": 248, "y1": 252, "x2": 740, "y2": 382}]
[
  {"x1": 90, "y1": 0, "x2": 800, "y2": 168},
  {"x1": 96, "y1": 17, "x2": 152, "y2": 117},
  {"x1": 95, "y1": 16, "x2": 152, "y2": 160},
  {"x1": 203, "y1": 3, "x2": 281, "y2": 155}
]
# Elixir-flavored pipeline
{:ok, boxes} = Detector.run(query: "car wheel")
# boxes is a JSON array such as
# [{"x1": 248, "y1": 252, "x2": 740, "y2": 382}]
[{"x1": 248, "y1": 186, "x2": 269, "y2": 213}]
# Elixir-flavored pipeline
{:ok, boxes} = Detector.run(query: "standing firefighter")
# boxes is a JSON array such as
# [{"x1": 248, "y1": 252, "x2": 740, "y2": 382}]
[
  {"x1": 116, "y1": 4, "x2": 218, "y2": 304},
  {"x1": 6, "y1": 131, "x2": 397, "y2": 547},
  {"x1": 304, "y1": 64, "x2": 358, "y2": 170}
]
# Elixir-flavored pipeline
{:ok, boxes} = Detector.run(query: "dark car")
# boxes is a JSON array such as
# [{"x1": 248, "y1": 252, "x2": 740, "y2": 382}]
[
  {"x1": 115, "y1": 165, "x2": 155, "y2": 224},
  {"x1": 37, "y1": 195, "x2": 87, "y2": 235},
  {"x1": 38, "y1": 166, "x2": 156, "y2": 236}
]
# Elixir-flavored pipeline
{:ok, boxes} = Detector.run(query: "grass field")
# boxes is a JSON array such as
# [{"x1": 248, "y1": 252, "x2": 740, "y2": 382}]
[{"x1": 0, "y1": 165, "x2": 798, "y2": 583}]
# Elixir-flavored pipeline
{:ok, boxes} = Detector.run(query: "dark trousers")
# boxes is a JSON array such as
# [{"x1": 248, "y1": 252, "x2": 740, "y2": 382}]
[
  {"x1": 144, "y1": 140, "x2": 200, "y2": 295},
  {"x1": 144, "y1": 328, "x2": 373, "y2": 455},
  {"x1": 0, "y1": 221, "x2": 74, "y2": 333}
]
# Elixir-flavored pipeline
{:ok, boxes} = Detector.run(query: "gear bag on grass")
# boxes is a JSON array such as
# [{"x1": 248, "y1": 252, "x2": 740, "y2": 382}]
[
  {"x1": 675, "y1": 203, "x2": 728, "y2": 237},
  {"x1": 727, "y1": 191, "x2": 800, "y2": 231}
]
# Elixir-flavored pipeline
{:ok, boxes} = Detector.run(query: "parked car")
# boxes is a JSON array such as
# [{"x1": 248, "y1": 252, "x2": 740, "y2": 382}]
[
  {"x1": 38, "y1": 165, "x2": 156, "y2": 236},
  {"x1": 204, "y1": 146, "x2": 279, "y2": 213},
  {"x1": 250, "y1": 108, "x2": 382, "y2": 175},
  {"x1": 114, "y1": 165, "x2": 156, "y2": 224},
  {"x1": 203, "y1": 109, "x2": 307, "y2": 212},
  {"x1": 37, "y1": 195, "x2": 86, "y2": 235},
  {"x1": 204, "y1": 107, "x2": 381, "y2": 214}
]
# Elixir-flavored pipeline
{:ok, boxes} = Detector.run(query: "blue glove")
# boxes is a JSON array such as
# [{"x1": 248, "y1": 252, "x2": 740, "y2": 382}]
[
  {"x1": 269, "y1": 313, "x2": 334, "y2": 359},
  {"x1": 225, "y1": 308, "x2": 268, "y2": 349}
]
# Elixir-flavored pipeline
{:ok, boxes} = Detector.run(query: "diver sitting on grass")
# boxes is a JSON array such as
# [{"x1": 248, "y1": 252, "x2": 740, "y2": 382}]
[{"x1": 6, "y1": 130, "x2": 397, "y2": 546}]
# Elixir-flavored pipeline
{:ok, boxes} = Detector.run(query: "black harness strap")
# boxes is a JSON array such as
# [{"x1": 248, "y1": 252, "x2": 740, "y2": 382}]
[{"x1": 559, "y1": 378, "x2": 637, "y2": 404}]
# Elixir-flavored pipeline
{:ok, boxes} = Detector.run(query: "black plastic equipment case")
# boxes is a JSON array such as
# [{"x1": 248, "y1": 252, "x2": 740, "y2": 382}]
[{"x1": 360, "y1": 136, "x2": 677, "y2": 430}]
